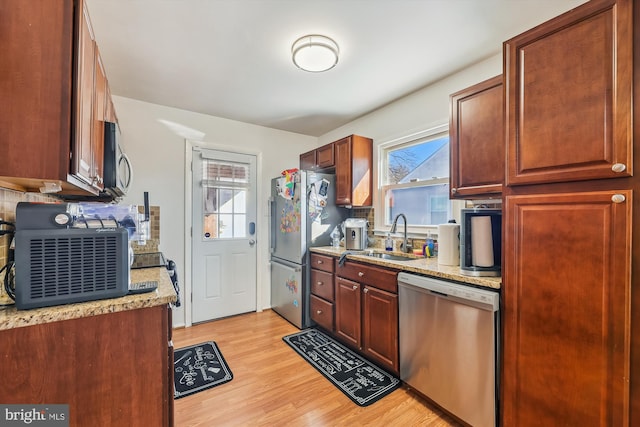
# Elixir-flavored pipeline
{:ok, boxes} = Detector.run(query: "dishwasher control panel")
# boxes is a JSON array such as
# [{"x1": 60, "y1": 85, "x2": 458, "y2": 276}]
[{"x1": 398, "y1": 272, "x2": 499, "y2": 311}]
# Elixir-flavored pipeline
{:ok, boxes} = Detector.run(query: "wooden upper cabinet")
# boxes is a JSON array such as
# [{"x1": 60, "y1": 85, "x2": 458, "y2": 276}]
[
  {"x1": 299, "y1": 149, "x2": 317, "y2": 170},
  {"x1": 0, "y1": 0, "x2": 116, "y2": 195},
  {"x1": 449, "y1": 75, "x2": 504, "y2": 198},
  {"x1": 316, "y1": 143, "x2": 335, "y2": 169},
  {"x1": 503, "y1": 190, "x2": 631, "y2": 426},
  {"x1": 299, "y1": 143, "x2": 335, "y2": 171},
  {"x1": 504, "y1": 0, "x2": 633, "y2": 186},
  {"x1": 335, "y1": 135, "x2": 373, "y2": 207},
  {"x1": 74, "y1": 0, "x2": 96, "y2": 187}
]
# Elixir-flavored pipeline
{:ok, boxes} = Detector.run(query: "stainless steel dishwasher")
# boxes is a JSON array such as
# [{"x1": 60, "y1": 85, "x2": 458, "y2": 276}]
[{"x1": 398, "y1": 272, "x2": 499, "y2": 427}]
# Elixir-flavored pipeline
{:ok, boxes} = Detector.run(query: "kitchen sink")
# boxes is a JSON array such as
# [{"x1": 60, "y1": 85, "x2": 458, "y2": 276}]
[{"x1": 363, "y1": 252, "x2": 416, "y2": 262}]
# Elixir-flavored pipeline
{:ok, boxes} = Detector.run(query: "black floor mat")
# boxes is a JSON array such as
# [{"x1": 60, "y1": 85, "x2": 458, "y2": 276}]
[
  {"x1": 173, "y1": 341, "x2": 233, "y2": 399},
  {"x1": 283, "y1": 328, "x2": 400, "y2": 406}
]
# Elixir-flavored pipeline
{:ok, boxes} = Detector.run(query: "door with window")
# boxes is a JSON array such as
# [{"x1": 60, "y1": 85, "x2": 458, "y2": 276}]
[{"x1": 192, "y1": 147, "x2": 257, "y2": 323}]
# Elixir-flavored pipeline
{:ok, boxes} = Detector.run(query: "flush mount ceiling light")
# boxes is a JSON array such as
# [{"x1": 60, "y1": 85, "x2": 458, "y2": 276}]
[{"x1": 291, "y1": 34, "x2": 339, "y2": 73}]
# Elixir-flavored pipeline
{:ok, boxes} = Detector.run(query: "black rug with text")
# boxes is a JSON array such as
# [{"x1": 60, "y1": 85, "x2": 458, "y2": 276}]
[
  {"x1": 283, "y1": 328, "x2": 401, "y2": 406},
  {"x1": 173, "y1": 341, "x2": 233, "y2": 399}
]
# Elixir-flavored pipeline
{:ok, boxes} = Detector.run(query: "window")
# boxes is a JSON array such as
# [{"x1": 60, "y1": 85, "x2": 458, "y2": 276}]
[
  {"x1": 378, "y1": 126, "x2": 456, "y2": 234},
  {"x1": 201, "y1": 159, "x2": 250, "y2": 239}
]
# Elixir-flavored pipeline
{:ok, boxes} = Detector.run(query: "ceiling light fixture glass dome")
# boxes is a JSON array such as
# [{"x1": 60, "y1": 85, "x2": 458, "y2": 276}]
[{"x1": 291, "y1": 34, "x2": 339, "y2": 73}]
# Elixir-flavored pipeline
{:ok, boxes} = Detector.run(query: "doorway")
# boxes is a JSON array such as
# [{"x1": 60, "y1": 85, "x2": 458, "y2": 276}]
[{"x1": 191, "y1": 146, "x2": 257, "y2": 323}]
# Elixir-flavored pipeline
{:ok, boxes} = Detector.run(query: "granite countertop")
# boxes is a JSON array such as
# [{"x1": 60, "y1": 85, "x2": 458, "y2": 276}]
[
  {"x1": 311, "y1": 246, "x2": 502, "y2": 290},
  {"x1": 0, "y1": 267, "x2": 177, "y2": 331}
]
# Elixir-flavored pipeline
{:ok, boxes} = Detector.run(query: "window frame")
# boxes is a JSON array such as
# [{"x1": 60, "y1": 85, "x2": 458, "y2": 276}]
[{"x1": 374, "y1": 124, "x2": 464, "y2": 237}]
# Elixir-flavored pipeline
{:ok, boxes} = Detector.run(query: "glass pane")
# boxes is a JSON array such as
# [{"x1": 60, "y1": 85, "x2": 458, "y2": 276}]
[
  {"x1": 387, "y1": 136, "x2": 449, "y2": 184},
  {"x1": 203, "y1": 214, "x2": 218, "y2": 239},
  {"x1": 218, "y1": 189, "x2": 234, "y2": 213},
  {"x1": 218, "y1": 214, "x2": 233, "y2": 238},
  {"x1": 234, "y1": 214, "x2": 247, "y2": 238},
  {"x1": 234, "y1": 190, "x2": 247, "y2": 214},
  {"x1": 204, "y1": 188, "x2": 218, "y2": 214},
  {"x1": 387, "y1": 184, "x2": 451, "y2": 226}
]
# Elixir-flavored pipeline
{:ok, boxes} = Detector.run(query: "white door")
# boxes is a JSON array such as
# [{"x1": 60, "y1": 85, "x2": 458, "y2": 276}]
[{"x1": 192, "y1": 147, "x2": 257, "y2": 323}]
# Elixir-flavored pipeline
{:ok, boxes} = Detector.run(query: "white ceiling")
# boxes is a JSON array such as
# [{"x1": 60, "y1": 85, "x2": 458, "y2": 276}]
[{"x1": 86, "y1": 0, "x2": 587, "y2": 137}]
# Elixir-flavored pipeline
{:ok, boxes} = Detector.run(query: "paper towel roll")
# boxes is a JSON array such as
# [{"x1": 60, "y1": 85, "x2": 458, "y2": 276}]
[
  {"x1": 437, "y1": 223, "x2": 460, "y2": 266},
  {"x1": 471, "y1": 216, "x2": 494, "y2": 267}
]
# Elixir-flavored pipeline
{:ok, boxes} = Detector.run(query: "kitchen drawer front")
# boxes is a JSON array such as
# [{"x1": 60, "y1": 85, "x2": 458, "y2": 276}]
[
  {"x1": 311, "y1": 269, "x2": 334, "y2": 302},
  {"x1": 336, "y1": 261, "x2": 398, "y2": 293},
  {"x1": 310, "y1": 253, "x2": 334, "y2": 273},
  {"x1": 310, "y1": 294, "x2": 334, "y2": 331}
]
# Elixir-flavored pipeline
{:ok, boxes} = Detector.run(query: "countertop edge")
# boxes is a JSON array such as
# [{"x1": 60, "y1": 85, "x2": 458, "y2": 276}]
[
  {"x1": 310, "y1": 247, "x2": 502, "y2": 290},
  {"x1": 0, "y1": 267, "x2": 177, "y2": 331}
]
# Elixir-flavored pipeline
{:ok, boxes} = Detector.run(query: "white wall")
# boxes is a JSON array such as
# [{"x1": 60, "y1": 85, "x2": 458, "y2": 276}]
[
  {"x1": 114, "y1": 53, "x2": 501, "y2": 327},
  {"x1": 319, "y1": 54, "x2": 502, "y2": 145},
  {"x1": 113, "y1": 96, "x2": 316, "y2": 327}
]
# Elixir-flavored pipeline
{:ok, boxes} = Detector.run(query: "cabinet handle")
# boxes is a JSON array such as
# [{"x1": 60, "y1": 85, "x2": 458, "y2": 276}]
[
  {"x1": 352, "y1": 285, "x2": 358, "y2": 290},
  {"x1": 611, "y1": 194, "x2": 626, "y2": 203},
  {"x1": 358, "y1": 271, "x2": 364, "y2": 277},
  {"x1": 316, "y1": 310, "x2": 322, "y2": 315},
  {"x1": 611, "y1": 163, "x2": 626, "y2": 173},
  {"x1": 363, "y1": 288, "x2": 369, "y2": 293},
  {"x1": 317, "y1": 281, "x2": 323, "y2": 286}
]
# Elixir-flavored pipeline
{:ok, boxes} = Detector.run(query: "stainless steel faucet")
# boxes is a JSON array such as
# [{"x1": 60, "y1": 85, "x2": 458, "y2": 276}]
[{"x1": 390, "y1": 213, "x2": 411, "y2": 253}]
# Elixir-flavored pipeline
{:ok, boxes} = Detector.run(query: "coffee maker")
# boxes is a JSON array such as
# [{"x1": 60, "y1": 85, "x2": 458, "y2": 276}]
[{"x1": 459, "y1": 208, "x2": 502, "y2": 277}]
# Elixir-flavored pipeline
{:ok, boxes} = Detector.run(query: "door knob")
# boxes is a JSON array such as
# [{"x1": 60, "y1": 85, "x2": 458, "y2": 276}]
[{"x1": 249, "y1": 239, "x2": 256, "y2": 246}]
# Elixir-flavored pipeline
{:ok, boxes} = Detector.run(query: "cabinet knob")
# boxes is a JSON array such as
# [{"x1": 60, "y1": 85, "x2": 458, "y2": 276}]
[
  {"x1": 316, "y1": 310, "x2": 322, "y2": 315},
  {"x1": 352, "y1": 285, "x2": 358, "y2": 290},
  {"x1": 611, "y1": 194, "x2": 626, "y2": 203},
  {"x1": 358, "y1": 271, "x2": 364, "y2": 277},
  {"x1": 451, "y1": 188, "x2": 458, "y2": 194},
  {"x1": 363, "y1": 288, "x2": 369, "y2": 293},
  {"x1": 317, "y1": 260, "x2": 323, "y2": 264},
  {"x1": 612, "y1": 163, "x2": 627, "y2": 173},
  {"x1": 317, "y1": 281, "x2": 323, "y2": 286}
]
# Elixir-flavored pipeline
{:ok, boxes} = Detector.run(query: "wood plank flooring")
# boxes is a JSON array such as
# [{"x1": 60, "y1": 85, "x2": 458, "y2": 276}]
[{"x1": 172, "y1": 309, "x2": 461, "y2": 427}]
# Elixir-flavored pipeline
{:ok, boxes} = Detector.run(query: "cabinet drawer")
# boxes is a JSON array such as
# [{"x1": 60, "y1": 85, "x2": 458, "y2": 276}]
[
  {"x1": 336, "y1": 261, "x2": 398, "y2": 293},
  {"x1": 310, "y1": 294, "x2": 334, "y2": 331},
  {"x1": 310, "y1": 253, "x2": 334, "y2": 273},
  {"x1": 311, "y1": 269, "x2": 334, "y2": 302}
]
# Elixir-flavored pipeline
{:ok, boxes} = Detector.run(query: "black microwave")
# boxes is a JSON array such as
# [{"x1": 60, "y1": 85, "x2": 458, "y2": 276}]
[{"x1": 103, "y1": 121, "x2": 132, "y2": 198}]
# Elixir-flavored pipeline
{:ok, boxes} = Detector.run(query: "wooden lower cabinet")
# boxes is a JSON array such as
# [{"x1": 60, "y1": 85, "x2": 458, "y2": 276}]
[
  {"x1": 309, "y1": 253, "x2": 336, "y2": 332},
  {"x1": 0, "y1": 305, "x2": 174, "y2": 427},
  {"x1": 334, "y1": 261, "x2": 399, "y2": 374},
  {"x1": 503, "y1": 190, "x2": 631, "y2": 426}
]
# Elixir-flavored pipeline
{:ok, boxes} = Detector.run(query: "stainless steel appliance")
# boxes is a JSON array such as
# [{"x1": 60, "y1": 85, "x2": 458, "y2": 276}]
[
  {"x1": 399, "y1": 272, "x2": 500, "y2": 427},
  {"x1": 269, "y1": 170, "x2": 348, "y2": 328},
  {"x1": 103, "y1": 121, "x2": 133, "y2": 199},
  {"x1": 343, "y1": 218, "x2": 368, "y2": 250},
  {"x1": 460, "y1": 208, "x2": 502, "y2": 277}
]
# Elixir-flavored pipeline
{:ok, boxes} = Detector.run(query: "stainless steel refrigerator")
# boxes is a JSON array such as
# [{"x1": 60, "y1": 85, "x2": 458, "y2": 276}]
[{"x1": 269, "y1": 170, "x2": 348, "y2": 328}]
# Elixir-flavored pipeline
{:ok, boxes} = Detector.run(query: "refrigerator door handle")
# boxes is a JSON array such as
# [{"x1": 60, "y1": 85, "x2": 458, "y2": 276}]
[
  {"x1": 270, "y1": 258, "x2": 302, "y2": 272},
  {"x1": 269, "y1": 197, "x2": 276, "y2": 254}
]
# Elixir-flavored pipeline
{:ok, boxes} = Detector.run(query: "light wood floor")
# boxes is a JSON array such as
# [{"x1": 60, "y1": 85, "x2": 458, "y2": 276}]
[{"x1": 172, "y1": 309, "x2": 461, "y2": 427}]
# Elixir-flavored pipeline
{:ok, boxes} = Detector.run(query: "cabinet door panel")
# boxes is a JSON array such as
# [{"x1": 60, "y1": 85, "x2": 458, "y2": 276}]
[
  {"x1": 505, "y1": 0, "x2": 632, "y2": 185},
  {"x1": 334, "y1": 137, "x2": 353, "y2": 205},
  {"x1": 310, "y1": 253, "x2": 334, "y2": 273},
  {"x1": 335, "y1": 276, "x2": 361, "y2": 348},
  {"x1": 503, "y1": 190, "x2": 631, "y2": 426},
  {"x1": 300, "y1": 150, "x2": 316, "y2": 170},
  {"x1": 362, "y1": 286, "x2": 398, "y2": 374},
  {"x1": 317, "y1": 143, "x2": 335, "y2": 169},
  {"x1": 73, "y1": 0, "x2": 95, "y2": 185},
  {"x1": 450, "y1": 75, "x2": 504, "y2": 198}
]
